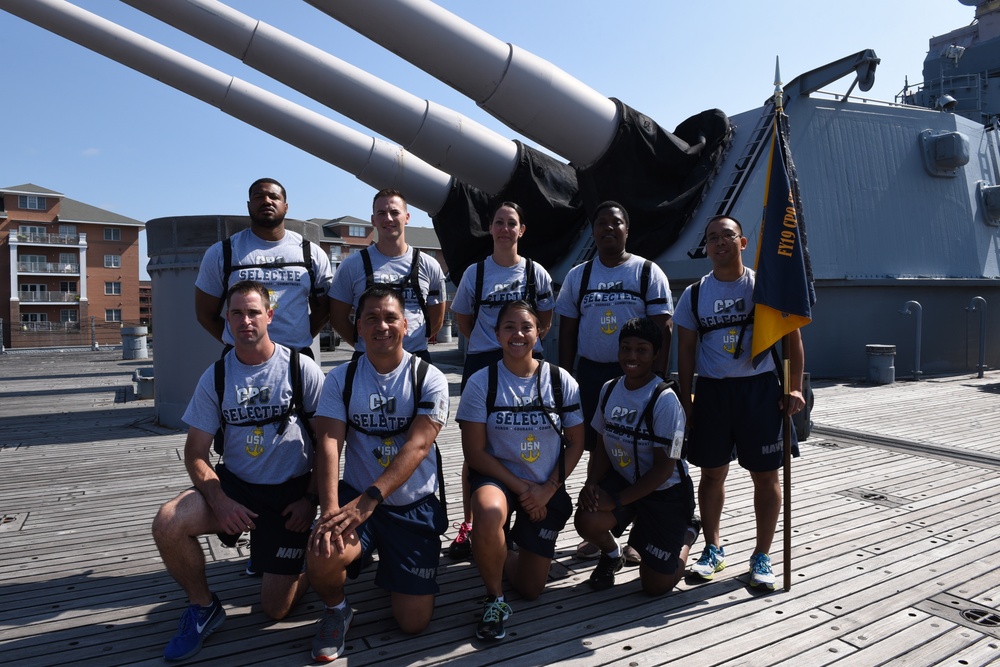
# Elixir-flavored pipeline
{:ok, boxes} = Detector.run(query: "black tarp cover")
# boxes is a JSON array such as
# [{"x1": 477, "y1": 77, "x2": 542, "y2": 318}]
[{"x1": 432, "y1": 103, "x2": 731, "y2": 284}]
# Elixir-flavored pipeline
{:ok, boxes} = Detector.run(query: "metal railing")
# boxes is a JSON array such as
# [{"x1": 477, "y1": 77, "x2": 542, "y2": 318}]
[
  {"x1": 16, "y1": 261, "x2": 80, "y2": 274},
  {"x1": 17, "y1": 291, "x2": 81, "y2": 303},
  {"x1": 12, "y1": 231, "x2": 81, "y2": 245},
  {"x1": 18, "y1": 321, "x2": 82, "y2": 332}
]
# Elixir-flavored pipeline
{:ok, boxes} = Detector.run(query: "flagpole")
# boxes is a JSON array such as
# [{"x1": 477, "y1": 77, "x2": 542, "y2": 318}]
[
  {"x1": 773, "y1": 56, "x2": 794, "y2": 593},
  {"x1": 782, "y1": 336, "x2": 792, "y2": 592}
]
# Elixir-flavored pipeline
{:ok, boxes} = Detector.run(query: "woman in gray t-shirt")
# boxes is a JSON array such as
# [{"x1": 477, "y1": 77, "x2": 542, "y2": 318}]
[{"x1": 456, "y1": 300, "x2": 584, "y2": 642}]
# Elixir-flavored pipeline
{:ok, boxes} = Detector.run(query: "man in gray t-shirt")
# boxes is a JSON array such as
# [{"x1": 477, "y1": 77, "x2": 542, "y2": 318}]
[
  {"x1": 306, "y1": 285, "x2": 450, "y2": 663},
  {"x1": 676, "y1": 215, "x2": 805, "y2": 592},
  {"x1": 152, "y1": 280, "x2": 324, "y2": 662},
  {"x1": 194, "y1": 178, "x2": 333, "y2": 352},
  {"x1": 329, "y1": 189, "x2": 446, "y2": 359}
]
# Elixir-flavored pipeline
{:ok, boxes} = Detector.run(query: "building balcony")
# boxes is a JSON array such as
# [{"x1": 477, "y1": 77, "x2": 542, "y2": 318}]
[
  {"x1": 18, "y1": 321, "x2": 81, "y2": 333},
  {"x1": 17, "y1": 291, "x2": 81, "y2": 303},
  {"x1": 12, "y1": 231, "x2": 82, "y2": 245},
  {"x1": 17, "y1": 261, "x2": 80, "y2": 274}
]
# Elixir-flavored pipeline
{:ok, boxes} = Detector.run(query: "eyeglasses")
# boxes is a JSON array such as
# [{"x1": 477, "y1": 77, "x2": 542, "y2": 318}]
[{"x1": 706, "y1": 232, "x2": 741, "y2": 244}]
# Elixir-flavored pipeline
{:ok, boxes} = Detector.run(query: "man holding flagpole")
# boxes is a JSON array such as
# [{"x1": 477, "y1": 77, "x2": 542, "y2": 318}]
[{"x1": 674, "y1": 214, "x2": 805, "y2": 591}]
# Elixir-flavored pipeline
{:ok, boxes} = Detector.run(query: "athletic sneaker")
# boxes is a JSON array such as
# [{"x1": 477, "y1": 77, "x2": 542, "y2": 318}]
[
  {"x1": 690, "y1": 544, "x2": 726, "y2": 580},
  {"x1": 244, "y1": 557, "x2": 261, "y2": 577},
  {"x1": 575, "y1": 539, "x2": 601, "y2": 560},
  {"x1": 749, "y1": 552, "x2": 776, "y2": 590},
  {"x1": 622, "y1": 544, "x2": 642, "y2": 565},
  {"x1": 312, "y1": 605, "x2": 354, "y2": 663},
  {"x1": 476, "y1": 596, "x2": 513, "y2": 641},
  {"x1": 589, "y1": 552, "x2": 625, "y2": 591},
  {"x1": 448, "y1": 521, "x2": 473, "y2": 560},
  {"x1": 163, "y1": 594, "x2": 226, "y2": 661}
]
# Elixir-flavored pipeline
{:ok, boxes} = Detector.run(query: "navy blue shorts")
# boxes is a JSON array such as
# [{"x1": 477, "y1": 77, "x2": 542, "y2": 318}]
[
  {"x1": 214, "y1": 465, "x2": 311, "y2": 575},
  {"x1": 687, "y1": 373, "x2": 796, "y2": 472},
  {"x1": 341, "y1": 482, "x2": 446, "y2": 595},
  {"x1": 598, "y1": 473, "x2": 695, "y2": 575},
  {"x1": 469, "y1": 470, "x2": 572, "y2": 559},
  {"x1": 577, "y1": 358, "x2": 624, "y2": 452}
]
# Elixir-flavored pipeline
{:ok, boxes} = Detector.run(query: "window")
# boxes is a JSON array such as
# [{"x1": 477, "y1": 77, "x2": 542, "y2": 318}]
[
  {"x1": 60, "y1": 281, "x2": 77, "y2": 292},
  {"x1": 105, "y1": 281, "x2": 122, "y2": 295},
  {"x1": 19, "y1": 254, "x2": 45, "y2": 270},
  {"x1": 59, "y1": 253, "x2": 76, "y2": 265},
  {"x1": 19, "y1": 284, "x2": 48, "y2": 293},
  {"x1": 59, "y1": 224, "x2": 76, "y2": 236},
  {"x1": 105, "y1": 309, "x2": 122, "y2": 322},
  {"x1": 18, "y1": 195, "x2": 47, "y2": 210},
  {"x1": 104, "y1": 255, "x2": 121, "y2": 268},
  {"x1": 104, "y1": 227, "x2": 121, "y2": 241},
  {"x1": 348, "y1": 225, "x2": 367, "y2": 237},
  {"x1": 21, "y1": 313, "x2": 48, "y2": 322},
  {"x1": 18, "y1": 225, "x2": 45, "y2": 236},
  {"x1": 61, "y1": 309, "x2": 79, "y2": 323}
]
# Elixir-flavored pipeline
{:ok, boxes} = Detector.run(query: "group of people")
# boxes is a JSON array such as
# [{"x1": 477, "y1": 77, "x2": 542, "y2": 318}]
[{"x1": 151, "y1": 178, "x2": 805, "y2": 662}]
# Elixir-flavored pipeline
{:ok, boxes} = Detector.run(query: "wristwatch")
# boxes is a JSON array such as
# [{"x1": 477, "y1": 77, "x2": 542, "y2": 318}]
[{"x1": 364, "y1": 485, "x2": 384, "y2": 506}]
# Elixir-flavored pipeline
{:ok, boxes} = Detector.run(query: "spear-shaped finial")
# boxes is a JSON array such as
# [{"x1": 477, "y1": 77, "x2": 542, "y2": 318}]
[{"x1": 774, "y1": 55, "x2": 784, "y2": 110}]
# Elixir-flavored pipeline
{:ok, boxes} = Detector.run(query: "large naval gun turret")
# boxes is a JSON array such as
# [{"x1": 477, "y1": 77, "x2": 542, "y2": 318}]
[{"x1": 2, "y1": 0, "x2": 998, "y2": 427}]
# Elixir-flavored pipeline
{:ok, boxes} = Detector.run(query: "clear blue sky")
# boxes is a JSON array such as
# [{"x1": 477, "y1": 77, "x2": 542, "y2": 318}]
[{"x1": 1, "y1": 0, "x2": 975, "y2": 279}]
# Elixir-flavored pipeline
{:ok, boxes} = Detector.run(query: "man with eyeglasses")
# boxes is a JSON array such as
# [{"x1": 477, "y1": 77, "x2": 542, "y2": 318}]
[{"x1": 673, "y1": 215, "x2": 805, "y2": 591}]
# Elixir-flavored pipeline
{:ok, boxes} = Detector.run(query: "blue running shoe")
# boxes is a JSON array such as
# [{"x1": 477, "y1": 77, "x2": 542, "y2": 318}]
[
  {"x1": 749, "y1": 552, "x2": 776, "y2": 590},
  {"x1": 163, "y1": 593, "x2": 225, "y2": 661},
  {"x1": 690, "y1": 544, "x2": 726, "y2": 580}
]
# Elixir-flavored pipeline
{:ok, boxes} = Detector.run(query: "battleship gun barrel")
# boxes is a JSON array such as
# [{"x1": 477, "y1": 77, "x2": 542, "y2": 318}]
[
  {"x1": 120, "y1": 0, "x2": 518, "y2": 194},
  {"x1": 306, "y1": 0, "x2": 620, "y2": 167},
  {"x1": 0, "y1": 0, "x2": 451, "y2": 213}
]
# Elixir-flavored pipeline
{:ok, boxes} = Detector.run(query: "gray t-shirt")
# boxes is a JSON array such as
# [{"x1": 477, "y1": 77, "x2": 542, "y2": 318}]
[
  {"x1": 673, "y1": 268, "x2": 775, "y2": 379},
  {"x1": 195, "y1": 228, "x2": 333, "y2": 349},
  {"x1": 592, "y1": 377, "x2": 687, "y2": 491},
  {"x1": 328, "y1": 245, "x2": 446, "y2": 353},
  {"x1": 554, "y1": 255, "x2": 673, "y2": 363},
  {"x1": 456, "y1": 362, "x2": 584, "y2": 484},
  {"x1": 183, "y1": 345, "x2": 325, "y2": 485},
  {"x1": 315, "y1": 352, "x2": 450, "y2": 506},
  {"x1": 451, "y1": 256, "x2": 555, "y2": 353}
]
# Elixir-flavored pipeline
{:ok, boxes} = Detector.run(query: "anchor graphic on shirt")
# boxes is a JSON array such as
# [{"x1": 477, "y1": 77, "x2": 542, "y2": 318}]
[
  {"x1": 600, "y1": 309, "x2": 617, "y2": 335},
  {"x1": 375, "y1": 437, "x2": 395, "y2": 468},
  {"x1": 722, "y1": 328, "x2": 739, "y2": 355},
  {"x1": 520, "y1": 433, "x2": 541, "y2": 463},
  {"x1": 246, "y1": 425, "x2": 265, "y2": 457},
  {"x1": 613, "y1": 445, "x2": 632, "y2": 469}
]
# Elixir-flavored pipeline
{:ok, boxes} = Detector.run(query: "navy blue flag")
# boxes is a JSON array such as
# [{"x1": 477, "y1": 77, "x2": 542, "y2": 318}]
[{"x1": 751, "y1": 108, "x2": 816, "y2": 367}]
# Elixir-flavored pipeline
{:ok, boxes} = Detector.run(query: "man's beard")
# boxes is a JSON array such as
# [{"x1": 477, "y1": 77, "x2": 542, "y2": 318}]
[{"x1": 250, "y1": 213, "x2": 284, "y2": 229}]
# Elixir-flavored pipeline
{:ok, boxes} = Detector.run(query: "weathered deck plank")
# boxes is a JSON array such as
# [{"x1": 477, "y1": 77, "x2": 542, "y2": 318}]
[{"x1": 2, "y1": 349, "x2": 999, "y2": 666}]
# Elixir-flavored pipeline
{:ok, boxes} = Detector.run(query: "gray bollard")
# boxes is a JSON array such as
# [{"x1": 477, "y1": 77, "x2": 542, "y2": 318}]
[
  {"x1": 866, "y1": 344, "x2": 896, "y2": 384},
  {"x1": 121, "y1": 326, "x2": 149, "y2": 360}
]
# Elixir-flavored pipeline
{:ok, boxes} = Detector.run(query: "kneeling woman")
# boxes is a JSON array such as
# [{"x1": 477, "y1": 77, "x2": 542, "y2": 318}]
[
  {"x1": 456, "y1": 300, "x2": 584, "y2": 641},
  {"x1": 576, "y1": 317, "x2": 698, "y2": 596}
]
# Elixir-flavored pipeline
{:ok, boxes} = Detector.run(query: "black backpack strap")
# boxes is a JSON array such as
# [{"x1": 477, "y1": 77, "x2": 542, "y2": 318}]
[
  {"x1": 640, "y1": 259, "x2": 652, "y2": 303},
  {"x1": 221, "y1": 237, "x2": 233, "y2": 299},
  {"x1": 531, "y1": 362, "x2": 568, "y2": 484},
  {"x1": 472, "y1": 260, "x2": 486, "y2": 328},
  {"x1": 360, "y1": 246, "x2": 375, "y2": 289},
  {"x1": 525, "y1": 257, "x2": 536, "y2": 308},
  {"x1": 410, "y1": 355, "x2": 446, "y2": 510},
  {"x1": 599, "y1": 376, "x2": 621, "y2": 417},
  {"x1": 341, "y1": 355, "x2": 360, "y2": 437},
  {"x1": 575, "y1": 259, "x2": 595, "y2": 313},
  {"x1": 485, "y1": 360, "x2": 499, "y2": 417},
  {"x1": 286, "y1": 348, "x2": 316, "y2": 446},
  {"x1": 639, "y1": 259, "x2": 668, "y2": 307},
  {"x1": 302, "y1": 239, "x2": 319, "y2": 296},
  {"x1": 212, "y1": 355, "x2": 227, "y2": 456},
  {"x1": 407, "y1": 248, "x2": 429, "y2": 323}
]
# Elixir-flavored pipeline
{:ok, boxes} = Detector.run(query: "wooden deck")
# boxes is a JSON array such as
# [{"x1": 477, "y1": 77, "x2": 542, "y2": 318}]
[{"x1": 1, "y1": 345, "x2": 999, "y2": 666}]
